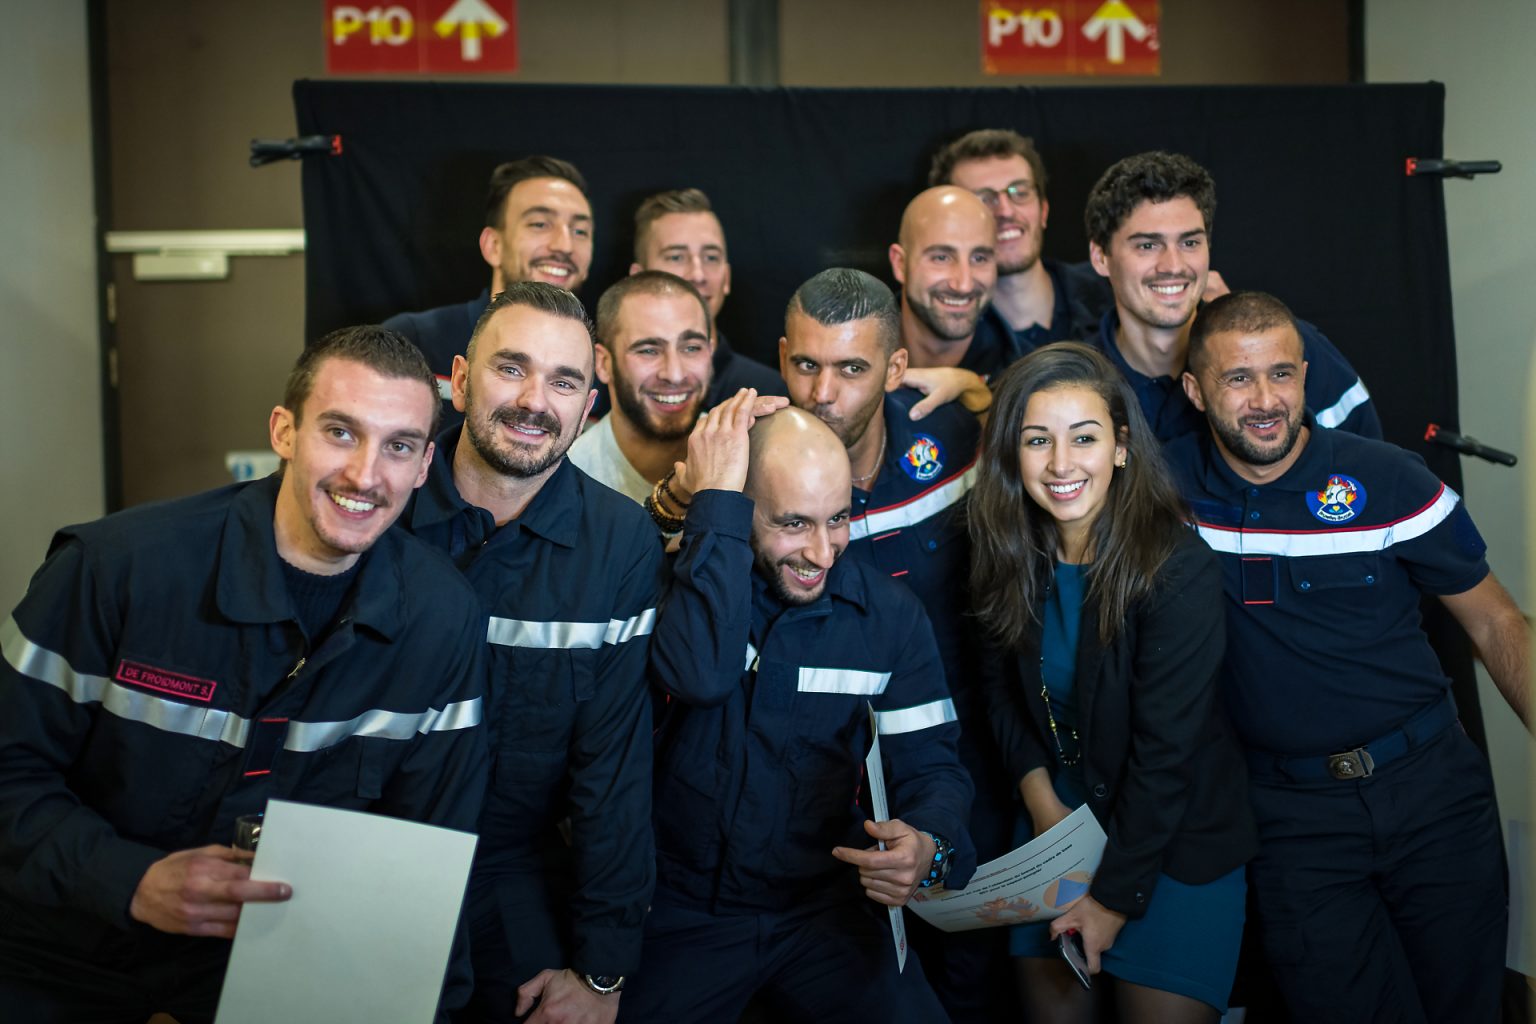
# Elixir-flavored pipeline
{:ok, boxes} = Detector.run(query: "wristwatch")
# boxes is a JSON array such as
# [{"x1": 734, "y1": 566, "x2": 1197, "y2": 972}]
[{"x1": 581, "y1": 973, "x2": 626, "y2": 995}]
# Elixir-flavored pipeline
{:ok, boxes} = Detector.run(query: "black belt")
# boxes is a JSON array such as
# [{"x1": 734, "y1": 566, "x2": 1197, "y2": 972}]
[{"x1": 1247, "y1": 692, "x2": 1459, "y2": 782}]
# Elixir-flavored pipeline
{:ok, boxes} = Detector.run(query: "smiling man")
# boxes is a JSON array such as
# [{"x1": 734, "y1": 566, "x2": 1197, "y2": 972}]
[
  {"x1": 1084, "y1": 151, "x2": 1380, "y2": 443},
  {"x1": 1165, "y1": 290, "x2": 1528, "y2": 1023},
  {"x1": 889, "y1": 186, "x2": 999, "y2": 371},
  {"x1": 623, "y1": 402, "x2": 975, "y2": 1023},
  {"x1": 928, "y1": 130, "x2": 1112, "y2": 375},
  {"x1": 568, "y1": 271, "x2": 716, "y2": 503},
  {"x1": 0, "y1": 326, "x2": 487, "y2": 1022},
  {"x1": 399, "y1": 282, "x2": 664, "y2": 1024},
  {"x1": 385, "y1": 155, "x2": 595, "y2": 431}
]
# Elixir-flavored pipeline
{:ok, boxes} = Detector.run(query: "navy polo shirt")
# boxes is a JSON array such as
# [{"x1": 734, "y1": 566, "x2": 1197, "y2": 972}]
[
  {"x1": 965, "y1": 259, "x2": 1113, "y2": 379},
  {"x1": 847, "y1": 388, "x2": 980, "y2": 710},
  {"x1": 1165, "y1": 421, "x2": 1489, "y2": 756},
  {"x1": 1088, "y1": 311, "x2": 1383, "y2": 444}
]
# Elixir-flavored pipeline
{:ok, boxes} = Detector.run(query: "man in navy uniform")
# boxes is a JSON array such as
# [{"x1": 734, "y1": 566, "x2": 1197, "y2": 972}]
[
  {"x1": 1085, "y1": 152, "x2": 1381, "y2": 442},
  {"x1": 386, "y1": 155, "x2": 594, "y2": 431},
  {"x1": 400, "y1": 282, "x2": 664, "y2": 1024},
  {"x1": 0, "y1": 326, "x2": 487, "y2": 1022},
  {"x1": 621, "y1": 402, "x2": 975, "y2": 1023},
  {"x1": 1166, "y1": 290, "x2": 1528, "y2": 1022},
  {"x1": 928, "y1": 129, "x2": 1113, "y2": 372}
]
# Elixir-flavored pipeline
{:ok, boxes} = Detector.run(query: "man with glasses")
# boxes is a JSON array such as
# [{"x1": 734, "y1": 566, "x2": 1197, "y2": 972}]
[{"x1": 927, "y1": 130, "x2": 1113, "y2": 376}]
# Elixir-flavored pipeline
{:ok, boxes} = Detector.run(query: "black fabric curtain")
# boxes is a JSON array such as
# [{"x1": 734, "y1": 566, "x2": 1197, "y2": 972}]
[{"x1": 294, "y1": 79, "x2": 1486, "y2": 747}]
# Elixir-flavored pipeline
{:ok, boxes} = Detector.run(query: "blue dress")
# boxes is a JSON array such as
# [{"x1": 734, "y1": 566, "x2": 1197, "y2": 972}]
[{"x1": 1008, "y1": 562, "x2": 1246, "y2": 1012}]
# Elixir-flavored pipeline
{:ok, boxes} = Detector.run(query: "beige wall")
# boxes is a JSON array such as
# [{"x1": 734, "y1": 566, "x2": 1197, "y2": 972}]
[
  {"x1": 1, "y1": 2, "x2": 103, "y2": 608},
  {"x1": 1368, "y1": 0, "x2": 1536, "y2": 978}
]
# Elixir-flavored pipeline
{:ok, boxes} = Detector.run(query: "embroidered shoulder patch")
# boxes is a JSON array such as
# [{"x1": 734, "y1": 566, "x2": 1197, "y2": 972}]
[
  {"x1": 1306, "y1": 473, "x2": 1367, "y2": 524},
  {"x1": 902, "y1": 434, "x2": 944, "y2": 483}
]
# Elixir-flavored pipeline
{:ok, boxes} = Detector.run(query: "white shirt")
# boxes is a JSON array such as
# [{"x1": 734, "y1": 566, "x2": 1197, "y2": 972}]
[{"x1": 567, "y1": 415, "x2": 652, "y2": 505}]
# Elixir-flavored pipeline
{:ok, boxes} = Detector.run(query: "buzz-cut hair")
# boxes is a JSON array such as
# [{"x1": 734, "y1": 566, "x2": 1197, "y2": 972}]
[
  {"x1": 285, "y1": 325, "x2": 441, "y2": 437},
  {"x1": 594, "y1": 271, "x2": 712, "y2": 351},
  {"x1": 1187, "y1": 290, "x2": 1300, "y2": 375},
  {"x1": 632, "y1": 188, "x2": 721, "y2": 263},
  {"x1": 469, "y1": 281, "x2": 597, "y2": 362},
  {"x1": 928, "y1": 128, "x2": 1049, "y2": 201},
  {"x1": 1084, "y1": 151, "x2": 1216, "y2": 251},
  {"x1": 786, "y1": 268, "x2": 902, "y2": 356},
  {"x1": 484, "y1": 155, "x2": 589, "y2": 229}
]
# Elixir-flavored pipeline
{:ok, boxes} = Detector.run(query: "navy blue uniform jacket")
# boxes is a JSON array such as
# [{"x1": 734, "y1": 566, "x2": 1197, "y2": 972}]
[
  {"x1": 649, "y1": 490, "x2": 977, "y2": 913},
  {"x1": 402, "y1": 434, "x2": 665, "y2": 976},
  {"x1": 981, "y1": 529, "x2": 1257, "y2": 918},
  {"x1": 0, "y1": 475, "x2": 487, "y2": 1005}
]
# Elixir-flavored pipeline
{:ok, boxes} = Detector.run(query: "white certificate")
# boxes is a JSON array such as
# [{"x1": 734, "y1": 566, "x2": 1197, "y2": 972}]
[
  {"x1": 215, "y1": 799, "x2": 478, "y2": 1024},
  {"x1": 907, "y1": 803, "x2": 1108, "y2": 932},
  {"x1": 864, "y1": 703, "x2": 908, "y2": 972}
]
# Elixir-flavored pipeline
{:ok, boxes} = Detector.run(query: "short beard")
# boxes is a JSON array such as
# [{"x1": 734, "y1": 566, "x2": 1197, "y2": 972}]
[
  {"x1": 611, "y1": 369, "x2": 703, "y2": 442},
  {"x1": 751, "y1": 543, "x2": 827, "y2": 606},
  {"x1": 1210, "y1": 411, "x2": 1304, "y2": 467},
  {"x1": 464, "y1": 379, "x2": 571, "y2": 479},
  {"x1": 908, "y1": 292, "x2": 982, "y2": 343}
]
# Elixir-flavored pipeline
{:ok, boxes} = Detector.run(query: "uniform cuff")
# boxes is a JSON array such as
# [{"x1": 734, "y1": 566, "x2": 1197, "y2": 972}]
[{"x1": 686, "y1": 490, "x2": 754, "y2": 540}]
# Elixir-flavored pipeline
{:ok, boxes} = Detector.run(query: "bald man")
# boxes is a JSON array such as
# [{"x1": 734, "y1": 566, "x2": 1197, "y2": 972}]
[
  {"x1": 888, "y1": 186, "x2": 998, "y2": 372},
  {"x1": 621, "y1": 398, "x2": 975, "y2": 1023}
]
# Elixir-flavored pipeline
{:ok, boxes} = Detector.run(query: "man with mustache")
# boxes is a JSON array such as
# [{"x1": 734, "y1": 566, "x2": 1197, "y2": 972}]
[
  {"x1": 621, "y1": 401, "x2": 975, "y2": 1023},
  {"x1": 888, "y1": 186, "x2": 999, "y2": 372},
  {"x1": 928, "y1": 129, "x2": 1113, "y2": 373},
  {"x1": 400, "y1": 283, "x2": 665, "y2": 1024},
  {"x1": 0, "y1": 326, "x2": 487, "y2": 1021},
  {"x1": 1084, "y1": 151, "x2": 1381, "y2": 442},
  {"x1": 568, "y1": 272, "x2": 717, "y2": 504},
  {"x1": 1166, "y1": 290, "x2": 1527, "y2": 1023},
  {"x1": 386, "y1": 155, "x2": 595, "y2": 433}
]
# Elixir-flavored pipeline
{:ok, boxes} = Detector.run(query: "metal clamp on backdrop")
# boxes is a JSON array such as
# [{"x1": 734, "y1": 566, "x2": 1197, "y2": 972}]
[
  {"x1": 250, "y1": 134, "x2": 343, "y2": 168},
  {"x1": 1425, "y1": 424, "x2": 1518, "y2": 467},
  {"x1": 1405, "y1": 157, "x2": 1502, "y2": 179}
]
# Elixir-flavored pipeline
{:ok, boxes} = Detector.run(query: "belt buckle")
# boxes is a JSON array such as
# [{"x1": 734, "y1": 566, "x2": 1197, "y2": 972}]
[{"x1": 1327, "y1": 747, "x2": 1375, "y2": 780}]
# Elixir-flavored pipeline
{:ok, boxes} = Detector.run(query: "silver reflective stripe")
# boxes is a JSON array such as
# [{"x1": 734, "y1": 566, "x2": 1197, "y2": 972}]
[
  {"x1": 797, "y1": 665, "x2": 891, "y2": 696},
  {"x1": 285, "y1": 697, "x2": 483, "y2": 752},
  {"x1": 486, "y1": 609, "x2": 657, "y2": 650},
  {"x1": 849, "y1": 463, "x2": 976, "y2": 541},
  {"x1": 875, "y1": 698, "x2": 957, "y2": 736},
  {"x1": 1314, "y1": 378, "x2": 1371, "y2": 429},
  {"x1": 4, "y1": 615, "x2": 478, "y2": 752},
  {"x1": 2, "y1": 615, "x2": 109, "y2": 703},
  {"x1": 1197, "y1": 484, "x2": 1460, "y2": 558},
  {"x1": 744, "y1": 643, "x2": 758, "y2": 672}
]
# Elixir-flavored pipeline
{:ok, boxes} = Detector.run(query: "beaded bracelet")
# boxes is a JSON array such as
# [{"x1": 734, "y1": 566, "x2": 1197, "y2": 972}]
[{"x1": 918, "y1": 831, "x2": 954, "y2": 888}]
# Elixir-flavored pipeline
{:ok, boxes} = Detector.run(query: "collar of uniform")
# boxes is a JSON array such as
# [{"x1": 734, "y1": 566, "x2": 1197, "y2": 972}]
[
  {"x1": 214, "y1": 474, "x2": 405, "y2": 639},
  {"x1": 463, "y1": 287, "x2": 491, "y2": 332},
  {"x1": 712, "y1": 330, "x2": 737, "y2": 379},
  {"x1": 407, "y1": 426, "x2": 582, "y2": 548},
  {"x1": 749, "y1": 551, "x2": 873, "y2": 621},
  {"x1": 1196, "y1": 412, "x2": 1330, "y2": 496},
  {"x1": 864, "y1": 387, "x2": 968, "y2": 501},
  {"x1": 1091, "y1": 310, "x2": 1159, "y2": 386},
  {"x1": 964, "y1": 304, "x2": 1019, "y2": 376}
]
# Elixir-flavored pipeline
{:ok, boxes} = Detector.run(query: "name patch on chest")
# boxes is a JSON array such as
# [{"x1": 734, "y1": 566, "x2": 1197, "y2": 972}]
[{"x1": 114, "y1": 659, "x2": 218, "y2": 703}]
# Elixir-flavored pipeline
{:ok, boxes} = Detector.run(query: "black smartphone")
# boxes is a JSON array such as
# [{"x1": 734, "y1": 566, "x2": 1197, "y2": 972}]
[{"x1": 1056, "y1": 930, "x2": 1092, "y2": 990}]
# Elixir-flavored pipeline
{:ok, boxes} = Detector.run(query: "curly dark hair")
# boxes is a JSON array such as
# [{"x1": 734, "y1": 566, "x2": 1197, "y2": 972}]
[{"x1": 1083, "y1": 151, "x2": 1215, "y2": 251}]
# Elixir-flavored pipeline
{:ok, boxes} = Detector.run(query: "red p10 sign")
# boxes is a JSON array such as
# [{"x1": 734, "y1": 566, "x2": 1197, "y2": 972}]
[
  {"x1": 326, "y1": 0, "x2": 518, "y2": 74},
  {"x1": 982, "y1": 1, "x2": 1160, "y2": 77}
]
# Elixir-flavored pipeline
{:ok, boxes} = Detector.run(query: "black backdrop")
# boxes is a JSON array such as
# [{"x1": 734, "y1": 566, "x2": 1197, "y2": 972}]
[{"x1": 294, "y1": 79, "x2": 1486, "y2": 745}]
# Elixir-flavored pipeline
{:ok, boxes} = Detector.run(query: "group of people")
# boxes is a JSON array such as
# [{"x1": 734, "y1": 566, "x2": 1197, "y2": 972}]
[{"x1": 0, "y1": 129, "x2": 1527, "y2": 1024}]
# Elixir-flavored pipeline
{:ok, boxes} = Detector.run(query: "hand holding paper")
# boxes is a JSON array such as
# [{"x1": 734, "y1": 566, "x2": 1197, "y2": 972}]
[
  {"x1": 129, "y1": 845, "x2": 291, "y2": 939},
  {"x1": 832, "y1": 818, "x2": 937, "y2": 906}
]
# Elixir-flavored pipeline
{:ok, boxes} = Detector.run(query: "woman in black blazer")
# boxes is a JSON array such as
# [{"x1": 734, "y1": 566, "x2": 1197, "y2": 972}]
[{"x1": 969, "y1": 344, "x2": 1256, "y2": 1024}]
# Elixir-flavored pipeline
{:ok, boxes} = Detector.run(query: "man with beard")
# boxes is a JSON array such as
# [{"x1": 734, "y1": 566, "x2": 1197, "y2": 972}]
[
  {"x1": 399, "y1": 283, "x2": 664, "y2": 1024},
  {"x1": 0, "y1": 327, "x2": 487, "y2": 1021},
  {"x1": 928, "y1": 129, "x2": 1112, "y2": 372},
  {"x1": 888, "y1": 186, "x2": 999, "y2": 372},
  {"x1": 621, "y1": 402, "x2": 975, "y2": 1024},
  {"x1": 568, "y1": 272, "x2": 715, "y2": 503},
  {"x1": 1165, "y1": 290, "x2": 1528, "y2": 1023},
  {"x1": 775, "y1": 268, "x2": 1015, "y2": 1022},
  {"x1": 1085, "y1": 151, "x2": 1381, "y2": 443},
  {"x1": 386, "y1": 155, "x2": 594, "y2": 432}
]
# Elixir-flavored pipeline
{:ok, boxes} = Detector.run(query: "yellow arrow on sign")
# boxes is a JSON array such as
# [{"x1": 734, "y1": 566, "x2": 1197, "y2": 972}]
[
  {"x1": 434, "y1": 0, "x2": 508, "y2": 61},
  {"x1": 1082, "y1": 1, "x2": 1149, "y2": 64}
]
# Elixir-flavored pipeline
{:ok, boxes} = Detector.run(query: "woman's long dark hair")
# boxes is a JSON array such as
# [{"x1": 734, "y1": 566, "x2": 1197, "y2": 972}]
[{"x1": 969, "y1": 342, "x2": 1190, "y2": 649}]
